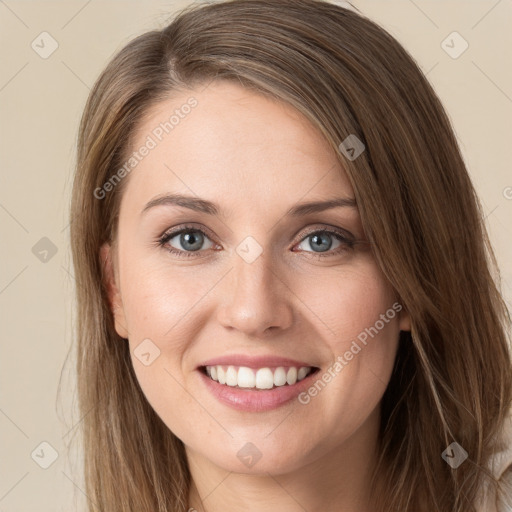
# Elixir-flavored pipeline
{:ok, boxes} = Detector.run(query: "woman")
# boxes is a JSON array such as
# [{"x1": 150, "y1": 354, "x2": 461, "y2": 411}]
[{"x1": 69, "y1": 0, "x2": 512, "y2": 510}]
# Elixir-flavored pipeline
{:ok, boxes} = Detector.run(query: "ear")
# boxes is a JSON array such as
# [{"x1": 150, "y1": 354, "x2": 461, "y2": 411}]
[{"x1": 100, "y1": 243, "x2": 129, "y2": 339}]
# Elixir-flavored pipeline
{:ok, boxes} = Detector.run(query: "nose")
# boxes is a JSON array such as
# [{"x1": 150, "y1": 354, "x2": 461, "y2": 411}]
[{"x1": 216, "y1": 249, "x2": 294, "y2": 337}]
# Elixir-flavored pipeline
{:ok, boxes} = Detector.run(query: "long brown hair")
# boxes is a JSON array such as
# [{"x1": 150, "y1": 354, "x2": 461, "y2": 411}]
[{"x1": 68, "y1": 1, "x2": 512, "y2": 510}]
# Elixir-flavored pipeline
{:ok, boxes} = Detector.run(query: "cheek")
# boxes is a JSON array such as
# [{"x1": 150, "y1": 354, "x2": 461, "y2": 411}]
[
  {"x1": 119, "y1": 251, "x2": 204, "y2": 341},
  {"x1": 291, "y1": 258, "x2": 399, "y2": 348},
  {"x1": 118, "y1": 259, "x2": 199, "y2": 434},
  {"x1": 292, "y1": 261, "x2": 400, "y2": 415}
]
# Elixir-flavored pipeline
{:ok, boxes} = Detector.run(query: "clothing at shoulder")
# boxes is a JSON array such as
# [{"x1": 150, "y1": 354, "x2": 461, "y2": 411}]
[{"x1": 476, "y1": 409, "x2": 512, "y2": 512}]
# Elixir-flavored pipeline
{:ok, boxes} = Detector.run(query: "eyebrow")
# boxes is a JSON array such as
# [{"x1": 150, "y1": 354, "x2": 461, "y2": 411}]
[{"x1": 141, "y1": 193, "x2": 357, "y2": 217}]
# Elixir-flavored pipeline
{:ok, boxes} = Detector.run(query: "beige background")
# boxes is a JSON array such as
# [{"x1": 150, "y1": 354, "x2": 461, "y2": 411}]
[{"x1": 0, "y1": 0, "x2": 511, "y2": 510}]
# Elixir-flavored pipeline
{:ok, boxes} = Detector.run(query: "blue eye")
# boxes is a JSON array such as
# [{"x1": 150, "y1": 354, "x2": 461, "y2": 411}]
[
  {"x1": 298, "y1": 231, "x2": 341, "y2": 253},
  {"x1": 157, "y1": 225, "x2": 355, "y2": 259},
  {"x1": 293, "y1": 228, "x2": 355, "y2": 258},
  {"x1": 158, "y1": 226, "x2": 215, "y2": 257}
]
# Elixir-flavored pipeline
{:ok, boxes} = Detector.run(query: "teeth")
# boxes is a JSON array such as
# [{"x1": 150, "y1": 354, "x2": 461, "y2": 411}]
[
  {"x1": 273, "y1": 367, "x2": 287, "y2": 386},
  {"x1": 217, "y1": 366, "x2": 226, "y2": 385},
  {"x1": 204, "y1": 365, "x2": 314, "y2": 390},
  {"x1": 286, "y1": 367, "x2": 297, "y2": 385},
  {"x1": 226, "y1": 366, "x2": 238, "y2": 386},
  {"x1": 237, "y1": 367, "x2": 255, "y2": 388},
  {"x1": 297, "y1": 367, "x2": 309, "y2": 381},
  {"x1": 255, "y1": 368, "x2": 274, "y2": 389}
]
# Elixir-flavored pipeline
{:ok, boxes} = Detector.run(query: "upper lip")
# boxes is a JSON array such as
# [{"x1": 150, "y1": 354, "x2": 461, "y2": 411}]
[{"x1": 198, "y1": 354, "x2": 318, "y2": 370}]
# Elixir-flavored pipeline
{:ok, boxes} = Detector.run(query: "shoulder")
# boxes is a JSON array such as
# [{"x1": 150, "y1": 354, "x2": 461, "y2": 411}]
[
  {"x1": 494, "y1": 411, "x2": 512, "y2": 512},
  {"x1": 477, "y1": 409, "x2": 512, "y2": 512}
]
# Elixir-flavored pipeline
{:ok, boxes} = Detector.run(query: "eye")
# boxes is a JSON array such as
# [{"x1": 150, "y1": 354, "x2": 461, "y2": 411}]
[
  {"x1": 294, "y1": 228, "x2": 355, "y2": 258},
  {"x1": 158, "y1": 225, "x2": 216, "y2": 258}
]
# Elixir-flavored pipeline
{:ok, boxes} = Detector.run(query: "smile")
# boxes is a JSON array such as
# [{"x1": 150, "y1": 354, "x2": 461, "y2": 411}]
[
  {"x1": 203, "y1": 365, "x2": 316, "y2": 390},
  {"x1": 198, "y1": 364, "x2": 321, "y2": 412}
]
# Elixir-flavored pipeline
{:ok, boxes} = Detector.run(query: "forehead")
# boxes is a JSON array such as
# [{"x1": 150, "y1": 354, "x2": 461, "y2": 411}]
[{"x1": 121, "y1": 80, "x2": 354, "y2": 212}]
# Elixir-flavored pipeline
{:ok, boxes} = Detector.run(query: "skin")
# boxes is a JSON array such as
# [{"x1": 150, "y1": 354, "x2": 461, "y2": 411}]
[{"x1": 102, "y1": 80, "x2": 411, "y2": 512}]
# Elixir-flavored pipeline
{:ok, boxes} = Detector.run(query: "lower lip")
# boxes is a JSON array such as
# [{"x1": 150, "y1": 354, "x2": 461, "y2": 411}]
[{"x1": 197, "y1": 368, "x2": 319, "y2": 412}]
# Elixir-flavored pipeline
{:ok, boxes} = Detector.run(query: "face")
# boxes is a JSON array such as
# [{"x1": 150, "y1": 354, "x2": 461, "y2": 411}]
[{"x1": 102, "y1": 80, "x2": 410, "y2": 474}]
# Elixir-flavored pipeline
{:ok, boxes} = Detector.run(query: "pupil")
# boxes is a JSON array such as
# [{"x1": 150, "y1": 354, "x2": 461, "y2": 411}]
[
  {"x1": 311, "y1": 233, "x2": 332, "y2": 252},
  {"x1": 181, "y1": 231, "x2": 203, "y2": 251}
]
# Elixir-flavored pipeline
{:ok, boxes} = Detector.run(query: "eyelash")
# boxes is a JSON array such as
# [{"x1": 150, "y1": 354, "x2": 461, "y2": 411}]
[{"x1": 156, "y1": 224, "x2": 356, "y2": 259}]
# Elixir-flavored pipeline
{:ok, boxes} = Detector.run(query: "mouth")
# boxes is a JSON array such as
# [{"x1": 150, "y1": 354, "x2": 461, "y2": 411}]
[
  {"x1": 196, "y1": 354, "x2": 322, "y2": 411},
  {"x1": 199, "y1": 364, "x2": 321, "y2": 390}
]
